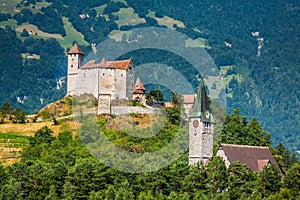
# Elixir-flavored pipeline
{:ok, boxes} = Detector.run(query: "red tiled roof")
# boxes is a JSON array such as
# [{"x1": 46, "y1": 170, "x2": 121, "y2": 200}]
[
  {"x1": 219, "y1": 144, "x2": 282, "y2": 174},
  {"x1": 81, "y1": 58, "x2": 132, "y2": 70},
  {"x1": 182, "y1": 94, "x2": 195, "y2": 104},
  {"x1": 133, "y1": 77, "x2": 146, "y2": 94},
  {"x1": 68, "y1": 44, "x2": 85, "y2": 55},
  {"x1": 133, "y1": 89, "x2": 145, "y2": 94},
  {"x1": 163, "y1": 102, "x2": 174, "y2": 108}
]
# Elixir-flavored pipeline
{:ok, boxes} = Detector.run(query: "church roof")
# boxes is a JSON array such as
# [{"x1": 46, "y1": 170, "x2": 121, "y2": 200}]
[
  {"x1": 81, "y1": 58, "x2": 132, "y2": 70},
  {"x1": 219, "y1": 144, "x2": 282, "y2": 174},
  {"x1": 189, "y1": 78, "x2": 212, "y2": 122},
  {"x1": 68, "y1": 44, "x2": 85, "y2": 55},
  {"x1": 133, "y1": 77, "x2": 146, "y2": 94}
]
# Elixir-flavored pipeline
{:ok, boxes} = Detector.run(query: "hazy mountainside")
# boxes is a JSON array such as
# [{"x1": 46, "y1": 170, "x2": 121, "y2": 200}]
[{"x1": 0, "y1": 0, "x2": 299, "y2": 155}]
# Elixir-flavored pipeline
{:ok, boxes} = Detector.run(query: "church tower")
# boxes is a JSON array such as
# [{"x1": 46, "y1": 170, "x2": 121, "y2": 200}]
[
  {"x1": 189, "y1": 78, "x2": 214, "y2": 165},
  {"x1": 67, "y1": 44, "x2": 84, "y2": 95}
]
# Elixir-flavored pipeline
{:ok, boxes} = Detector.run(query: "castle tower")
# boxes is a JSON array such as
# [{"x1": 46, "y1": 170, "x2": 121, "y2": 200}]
[
  {"x1": 67, "y1": 44, "x2": 84, "y2": 95},
  {"x1": 132, "y1": 77, "x2": 146, "y2": 105},
  {"x1": 189, "y1": 78, "x2": 214, "y2": 165}
]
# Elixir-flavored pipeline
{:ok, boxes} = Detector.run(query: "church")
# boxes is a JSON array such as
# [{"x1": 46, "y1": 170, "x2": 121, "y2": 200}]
[{"x1": 187, "y1": 80, "x2": 281, "y2": 173}]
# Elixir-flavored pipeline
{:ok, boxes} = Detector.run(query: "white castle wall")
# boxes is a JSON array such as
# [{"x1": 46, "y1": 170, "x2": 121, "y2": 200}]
[
  {"x1": 74, "y1": 68, "x2": 98, "y2": 97},
  {"x1": 67, "y1": 53, "x2": 84, "y2": 95},
  {"x1": 113, "y1": 68, "x2": 127, "y2": 99}
]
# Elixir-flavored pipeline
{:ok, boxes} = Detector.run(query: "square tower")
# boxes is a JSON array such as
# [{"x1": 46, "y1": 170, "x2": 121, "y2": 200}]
[
  {"x1": 67, "y1": 44, "x2": 84, "y2": 95},
  {"x1": 189, "y1": 78, "x2": 214, "y2": 165}
]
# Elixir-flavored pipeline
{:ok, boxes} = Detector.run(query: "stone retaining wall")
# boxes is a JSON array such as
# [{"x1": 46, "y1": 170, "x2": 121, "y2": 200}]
[{"x1": 111, "y1": 106, "x2": 162, "y2": 115}]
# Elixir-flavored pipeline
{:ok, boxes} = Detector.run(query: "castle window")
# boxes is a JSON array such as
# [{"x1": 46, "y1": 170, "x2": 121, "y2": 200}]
[
  {"x1": 121, "y1": 74, "x2": 123, "y2": 77},
  {"x1": 103, "y1": 73, "x2": 105, "y2": 76},
  {"x1": 71, "y1": 65, "x2": 73, "y2": 68}
]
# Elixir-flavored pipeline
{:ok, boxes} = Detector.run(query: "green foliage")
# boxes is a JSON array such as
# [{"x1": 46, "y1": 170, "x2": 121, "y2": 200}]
[
  {"x1": 20, "y1": 28, "x2": 29, "y2": 37},
  {"x1": 0, "y1": 113, "x2": 299, "y2": 199},
  {"x1": 258, "y1": 164, "x2": 282, "y2": 198},
  {"x1": 0, "y1": 178, "x2": 22, "y2": 200},
  {"x1": 273, "y1": 143, "x2": 298, "y2": 173},
  {"x1": 0, "y1": 27, "x2": 66, "y2": 113},
  {"x1": 205, "y1": 156, "x2": 228, "y2": 198},
  {"x1": 0, "y1": 101, "x2": 13, "y2": 118},
  {"x1": 0, "y1": 132, "x2": 29, "y2": 148},
  {"x1": 165, "y1": 106, "x2": 182, "y2": 126},
  {"x1": 12, "y1": 108, "x2": 26, "y2": 124},
  {"x1": 219, "y1": 109, "x2": 271, "y2": 146},
  {"x1": 284, "y1": 163, "x2": 300, "y2": 197},
  {"x1": 227, "y1": 162, "x2": 256, "y2": 199},
  {"x1": 146, "y1": 90, "x2": 164, "y2": 105},
  {"x1": 40, "y1": 109, "x2": 50, "y2": 120}
]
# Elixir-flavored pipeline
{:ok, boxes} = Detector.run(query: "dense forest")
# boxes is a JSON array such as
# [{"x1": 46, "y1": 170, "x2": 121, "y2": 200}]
[
  {"x1": 0, "y1": 109, "x2": 299, "y2": 199},
  {"x1": 0, "y1": 0, "x2": 299, "y2": 156}
]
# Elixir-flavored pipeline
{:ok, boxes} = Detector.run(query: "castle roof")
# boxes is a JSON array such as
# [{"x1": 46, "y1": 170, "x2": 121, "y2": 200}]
[
  {"x1": 190, "y1": 78, "x2": 213, "y2": 122},
  {"x1": 133, "y1": 77, "x2": 146, "y2": 94},
  {"x1": 218, "y1": 144, "x2": 282, "y2": 175},
  {"x1": 68, "y1": 44, "x2": 85, "y2": 55},
  {"x1": 81, "y1": 58, "x2": 132, "y2": 70}
]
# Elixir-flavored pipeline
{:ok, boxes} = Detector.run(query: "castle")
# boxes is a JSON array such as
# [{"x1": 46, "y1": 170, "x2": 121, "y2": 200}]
[
  {"x1": 66, "y1": 43, "x2": 214, "y2": 165},
  {"x1": 67, "y1": 44, "x2": 141, "y2": 114}
]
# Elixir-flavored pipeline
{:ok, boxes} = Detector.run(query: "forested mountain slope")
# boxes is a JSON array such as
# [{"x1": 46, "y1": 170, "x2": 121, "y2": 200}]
[{"x1": 0, "y1": 0, "x2": 299, "y2": 156}]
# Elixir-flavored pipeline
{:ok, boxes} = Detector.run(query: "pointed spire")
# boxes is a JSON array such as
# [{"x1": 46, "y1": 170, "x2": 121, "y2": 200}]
[
  {"x1": 68, "y1": 43, "x2": 85, "y2": 55},
  {"x1": 190, "y1": 77, "x2": 212, "y2": 122},
  {"x1": 133, "y1": 77, "x2": 146, "y2": 94}
]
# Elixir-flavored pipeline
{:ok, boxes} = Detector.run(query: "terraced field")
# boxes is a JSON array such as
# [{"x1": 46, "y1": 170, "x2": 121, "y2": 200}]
[
  {"x1": 0, "y1": 132, "x2": 28, "y2": 166},
  {"x1": 0, "y1": 120, "x2": 77, "y2": 166}
]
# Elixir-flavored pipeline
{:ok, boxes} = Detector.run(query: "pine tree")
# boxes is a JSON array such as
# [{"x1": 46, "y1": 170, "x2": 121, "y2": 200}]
[
  {"x1": 284, "y1": 163, "x2": 300, "y2": 197},
  {"x1": 258, "y1": 164, "x2": 282, "y2": 198},
  {"x1": 227, "y1": 161, "x2": 256, "y2": 199},
  {"x1": 205, "y1": 156, "x2": 228, "y2": 198},
  {"x1": 104, "y1": 185, "x2": 116, "y2": 200},
  {"x1": 45, "y1": 185, "x2": 60, "y2": 200}
]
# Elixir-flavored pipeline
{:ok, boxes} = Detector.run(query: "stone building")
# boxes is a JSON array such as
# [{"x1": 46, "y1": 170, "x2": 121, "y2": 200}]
[
  {"x1": 132, "y1": 77, "x2": 146, "y2": 105},
  {"x1": 216, "y1": 143, "x2": 282, "y2": 175},
  {"x1": 182, "y1": 94, "x2": 195, "y2": 118},
  {"x1": 67, "y1": 44, "x2": 134, "y2": 114},
  {"x1": 188, "y1": 78, "x2": 214, "y2": 165}
]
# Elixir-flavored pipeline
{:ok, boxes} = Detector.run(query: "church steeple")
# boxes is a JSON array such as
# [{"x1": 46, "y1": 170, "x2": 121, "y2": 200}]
[
  {"x1": 190, "y1": 77, "x2": 211, "y2": 120},
  {"x1": 188, "y1": 77, "x2": 214, "y2": 165}
]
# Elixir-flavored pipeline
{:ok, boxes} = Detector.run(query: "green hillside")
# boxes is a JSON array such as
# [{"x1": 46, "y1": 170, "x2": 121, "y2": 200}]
[
  {"x1": 0, "y1": 110, "x2": 299, "y2": 199},
  {"x1": 0, "y1": 0, "x2": 299, "y2": 157}
]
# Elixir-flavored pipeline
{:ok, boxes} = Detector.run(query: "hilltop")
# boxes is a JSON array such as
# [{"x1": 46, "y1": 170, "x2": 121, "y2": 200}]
[{"x1": 0, "y1": 0, "x2": 299, "y2": 156}]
